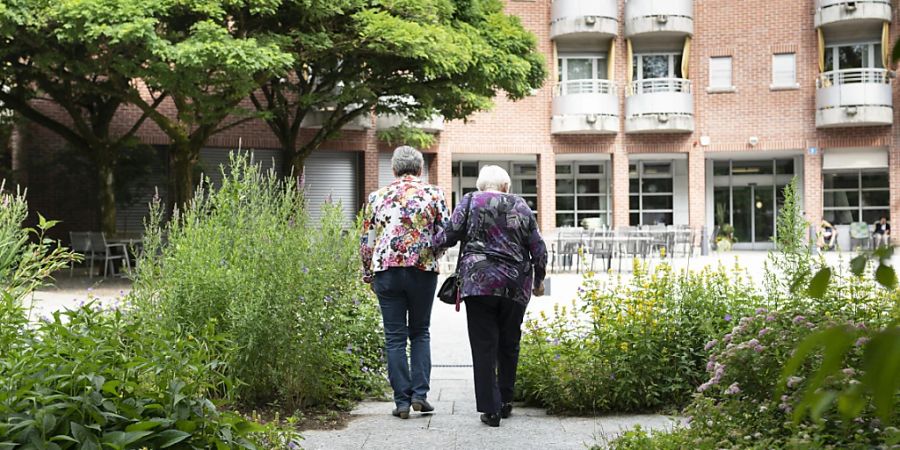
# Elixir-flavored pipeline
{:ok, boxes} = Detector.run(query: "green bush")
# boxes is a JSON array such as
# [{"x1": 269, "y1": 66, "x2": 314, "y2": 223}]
[
  {"x1": 517, "y1": 261, "x2": 759, "y2": 414},
  {"x1": 132, "y1": 155, "x2": 384, "y2": 410}
]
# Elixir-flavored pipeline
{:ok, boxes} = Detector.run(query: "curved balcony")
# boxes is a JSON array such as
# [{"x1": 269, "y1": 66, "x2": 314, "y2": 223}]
[
  {"x1": 552, "y1": 79, "x2": 619, "y2": 134},
  {"x1": 625, "y1": 0, "x2": 693, "y2": 38},
  {"x1": 551, "y1": 0, "x2": 618, "y2": 41},
  {"x1": 376, "y1": 114, "x2": 444, "y2": 133},
  {"x1": 816, "y1": 69, "x2": 892, "y2": 128},
  {"x1": 625, "y1": 78, "x2": 694, "y2": 133},
  {"x1": 815, "y1": 0, "x2": 891, "y2": 30}
]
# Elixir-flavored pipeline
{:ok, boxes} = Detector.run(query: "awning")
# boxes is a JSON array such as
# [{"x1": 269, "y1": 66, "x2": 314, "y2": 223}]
[{"x1": 822, "y1": 147, "x2": 888, "y2": 171}]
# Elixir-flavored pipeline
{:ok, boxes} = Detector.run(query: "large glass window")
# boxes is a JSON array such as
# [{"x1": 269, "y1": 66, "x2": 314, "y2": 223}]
[
  {"x1": 558, "y1": 55, "x2": 607, "y2": 95},
  {"x1": 823, "y1": 170, "x2": 889, "y2": 225},
  {"x1": 629, "y1": 161, "x2": 674, "y2": 226},
  {"x1": 825, "y1": 42, "x2": 883, "y2": 72},
  {"x1": 555, "y1": 162, "x2": 609, "y2": 228},
  {"x1": 632, "y1": 53, "x2": 683, "y2": 80},
  {"x1": 511, "y1": 163, "x2": 538, "y2": 213},
  {"x1": 712, "y1": 159, "x2": 796, "y2": 246}
]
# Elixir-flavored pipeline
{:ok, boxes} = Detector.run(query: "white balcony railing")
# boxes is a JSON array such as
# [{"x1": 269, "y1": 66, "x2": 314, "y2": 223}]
[
  {"x1": 816, "y1": 68, "x2": 892, "y2": 127},
  {"x1": 551, "y1": 0, "x2": 618, "y2": 39},
  {"x1": 625, "y1": 0, "x2": 694, "y2": 37},
  {"x1": 556, "y1": 79, "x2": 617, "y2": 96},
  {"x1": 816, "y1": 68, "x2": 890, "y2": 88},
  {"x1": 629, "y1": 78, "x2": 692, "y2": 96}
]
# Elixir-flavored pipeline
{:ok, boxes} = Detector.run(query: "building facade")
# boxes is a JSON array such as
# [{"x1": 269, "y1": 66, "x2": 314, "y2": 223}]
[{"x1": 17, "y1": 0, "x2": 900, "y2": 250}]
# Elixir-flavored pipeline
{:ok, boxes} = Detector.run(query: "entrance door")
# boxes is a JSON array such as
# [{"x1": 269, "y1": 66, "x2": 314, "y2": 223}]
[{"x1": 731, "y1": 184, "x2": 776, "y2": 249}]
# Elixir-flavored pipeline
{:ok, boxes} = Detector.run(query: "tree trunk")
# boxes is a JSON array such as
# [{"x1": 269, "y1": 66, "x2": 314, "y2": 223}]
[
  {"x1": 96, "y1": 157, "x2": 117, "y2": 235},
  {"x1": 169, "y1": 143, "x2": 197, "y2": 208}
]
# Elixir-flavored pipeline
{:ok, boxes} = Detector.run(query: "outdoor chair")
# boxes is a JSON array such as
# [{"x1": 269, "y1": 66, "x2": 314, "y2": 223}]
[
  {"x1": 587, "y1": 229, "x2": 615, "y2": 272},
  {"x1": 88, "y1": 232, "x2": 131, "y2": 278},
  {"x1": 849, "y1": 222, "x2": 872, "y2": 251},
  {"x1": 553, "y1": 227, "x2": 583, "y2": 273},
  {"x1": 68, "y1": 232, "x2": 93, "y2": 277}
]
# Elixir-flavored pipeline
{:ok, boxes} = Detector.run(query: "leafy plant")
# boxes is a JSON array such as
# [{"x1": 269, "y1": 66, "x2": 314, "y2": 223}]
[{"x1": 132, "y1": 154, "x2": 385, "y2": 410}]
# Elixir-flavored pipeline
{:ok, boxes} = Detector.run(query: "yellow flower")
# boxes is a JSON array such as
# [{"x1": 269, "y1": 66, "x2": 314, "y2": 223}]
[{"x1": 620, "y1": 342, "x2": 629, "y2": 352}]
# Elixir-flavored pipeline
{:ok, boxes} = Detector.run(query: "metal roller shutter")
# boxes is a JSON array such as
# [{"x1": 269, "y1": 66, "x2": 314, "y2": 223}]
[
  {"x1": 200, "y1": 148, "x2": 283, "y2": 190},
  {"x1": 115, "y1": 147, "x2": 168, "y2": 234},
  {"x1": 378, "y1": 152, "x2": 431, "y2": 187},
  {"x1": 303, "y1": 151, "x2": 359, "y2": 225}
]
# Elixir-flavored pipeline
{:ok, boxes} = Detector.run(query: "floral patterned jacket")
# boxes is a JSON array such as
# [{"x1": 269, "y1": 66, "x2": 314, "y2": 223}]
[
  {"x1": 433, "y1": 191, "x2": 547, "y2": 306},
  {"x1": 360, "y1": 175, "x2": 450, "y2": 282}
]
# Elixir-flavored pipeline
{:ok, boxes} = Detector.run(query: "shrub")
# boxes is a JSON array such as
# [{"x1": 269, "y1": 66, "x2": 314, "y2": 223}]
[
  {"x1": 132, "y1": 155, "x2": 384, "y2": 410},
  {"x1": 517, "y1": 261, "x2": 760, "y2": 414}
]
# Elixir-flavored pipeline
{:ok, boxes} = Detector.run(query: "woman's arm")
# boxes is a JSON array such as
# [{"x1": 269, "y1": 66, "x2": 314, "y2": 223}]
[
  {"x1": 527, "y1": 210, "x2": 548, "y2": 289},
  {"x1": 433, "y1": 193, "x2": 471, "y2": 250}
]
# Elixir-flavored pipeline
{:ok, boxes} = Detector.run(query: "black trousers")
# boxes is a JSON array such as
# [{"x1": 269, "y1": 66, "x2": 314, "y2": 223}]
[{"x1": 464, "y1": 295, "x2": 527, "y2": 414}]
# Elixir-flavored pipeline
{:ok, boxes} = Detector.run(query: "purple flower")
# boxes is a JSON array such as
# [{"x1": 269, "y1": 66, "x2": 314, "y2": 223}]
[
  {"x1": 725, "y1": 382, "x2": 741, "y2": 395},
  {"x1": 855, "y1": 337, "x2": 869, "y2": 347},
  {"x1": 302, "y1": 267, "x2": 309, "y2": 274},
  {"x1": 706, "y1": 360, "x2": 716, "y2": 372},
  {"x1": 345, "y1": 344, "x2": 354, "y2": 354},
  {"x1": 765, "y1": 314, "x2": 776, "y2": 322},
  {"x1": 362, "y1": 366, "x2": 369, "y2": 373},
  {"x1": 755, "y1": 307, "x2": 768, "y2": 315},
  {"x1": 724, "y1": 314, "x2": 733, "y2": 322},
  {"x1": 723, "y1": 333, "x2": 733, "y2": 343},
  {"x1": 552, "y1": 338, "x2": 560, "y2": 345},
  {"x1": 324, "y1": 295, "x2": 333, "y2": 303},
  {"x1": 786, "y1": 376, "x2": 803, "y2": 388},
  {"x1": 792, "y1": 315, "x2": 806, "y2": 325},
  {"x1": 553, "y1": 354, "x2": 560, "y2": 361},
  {"x1": 704, "y1": 339, "x2": 718, "y2": 351},
  {"x1": 758, "y1": 328, "x2": 771, "y2": 337},
  {"x1": 842, "y1": 368, "x2": 856, "y2": 377}
]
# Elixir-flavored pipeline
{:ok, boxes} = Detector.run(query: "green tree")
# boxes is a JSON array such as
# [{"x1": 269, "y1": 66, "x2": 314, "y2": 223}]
[
  {"x1": 126, "y1": 2, "x2": 293, "y2": 206},
  {"x1": 0, "y1": 0, "x2": 167, "y2": 234},
  {"x1": 246, "y1": 0, "x2": 546, "y2": 175}
]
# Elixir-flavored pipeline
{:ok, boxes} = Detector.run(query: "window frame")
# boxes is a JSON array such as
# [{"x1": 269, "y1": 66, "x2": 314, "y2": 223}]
[
  {"x1": 629, "y1": 161, "x2": 675, "y2": 226},
  {"x1": 822, "y1": 169, "x2": 890, "y2": 225},
  {"x1": 771, "y1": 52, "x2": 798, "y2": 89},
  {"x1": 824, "y1": 41, "x2": 883, "y2": 72},
  {"x1": 555, "y1": 161, "x2": 610, "y2": 228},
  {"x1": 632, "y1": 52, "x2": 683, "y2": 80},
  {"x1": 708, "y1": 56, "x2": 734, "y2": 89}
]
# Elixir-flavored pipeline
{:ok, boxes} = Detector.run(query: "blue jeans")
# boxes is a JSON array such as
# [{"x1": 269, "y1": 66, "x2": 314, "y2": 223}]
[{"x1": 373, "y1": 268, "x2": 438, "y2": 408}]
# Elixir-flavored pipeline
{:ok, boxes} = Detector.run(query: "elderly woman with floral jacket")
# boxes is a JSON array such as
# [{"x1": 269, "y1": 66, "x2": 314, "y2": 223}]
[{"x1": 434, "y1": 165, "x2": 547, "y2": 427}]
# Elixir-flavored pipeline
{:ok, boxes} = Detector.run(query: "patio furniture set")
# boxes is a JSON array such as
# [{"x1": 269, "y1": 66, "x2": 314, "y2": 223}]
[{"x1": 68, "y1": 232, "x2": 140, "y2": 278}]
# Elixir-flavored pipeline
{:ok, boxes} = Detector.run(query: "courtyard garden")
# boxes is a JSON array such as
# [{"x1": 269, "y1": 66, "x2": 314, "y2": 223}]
[{"x1": 1, "y1": 167, "x2": 898, "y2": 449}]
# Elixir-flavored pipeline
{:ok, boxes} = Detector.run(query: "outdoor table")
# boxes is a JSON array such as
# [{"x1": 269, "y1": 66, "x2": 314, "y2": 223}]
[{"x1": 107, "y1": 237, "x2": 143, "y2": 275}]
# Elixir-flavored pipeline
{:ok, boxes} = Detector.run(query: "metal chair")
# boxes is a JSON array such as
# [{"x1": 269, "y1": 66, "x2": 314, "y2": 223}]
[
  {"x1": 88, "y1": 232, "x2": 131, "y2": 277},
  {"x1": 553, "y1": 227, "x2": 583, "y2": 273},
  {"x1": 587, "y1": 229, "x2": 614, "y2": 272}
]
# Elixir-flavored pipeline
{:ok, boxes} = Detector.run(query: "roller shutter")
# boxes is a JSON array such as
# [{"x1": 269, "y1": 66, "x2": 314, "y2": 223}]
[
  {"x1": 115, "y1": 146, "x2": 168, "y2": 234},
  {"x1": 303, "y1": 151, "x2": 359, "y2": 225}
]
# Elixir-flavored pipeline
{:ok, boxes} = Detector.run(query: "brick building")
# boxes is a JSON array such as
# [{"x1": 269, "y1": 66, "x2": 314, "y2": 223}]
[{"x1": 17, "y1": 0, "x2": 900, "y2": 250}]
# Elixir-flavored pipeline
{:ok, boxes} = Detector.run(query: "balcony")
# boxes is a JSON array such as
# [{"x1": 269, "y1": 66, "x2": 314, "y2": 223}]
[
  {"x1": 816, "y1": 69, "x2": 892, "y2": 128},
  {"x1": 376, "y1": 114, "x2": 444, "y2": 133},
  {"x1": 552, "y1": 79, "x2": 619, "y2": 134},
  {"x1": 625, "y1": 78, "x2": 694, "y2": 133},
  {"x1": 815, "y1": 0, "x2": 891, "y2": 30},
  {"x1": 625, "y1": 0, "x2": 693, "y2": 38},
  {"x1": 551, "y1": 0, "x2": 618, "y2": 41}
]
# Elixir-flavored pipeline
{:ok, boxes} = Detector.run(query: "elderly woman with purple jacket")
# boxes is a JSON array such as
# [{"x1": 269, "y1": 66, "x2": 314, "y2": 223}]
[{"x1": 434, "y1": 165, "x2": 548, "y2": 428}]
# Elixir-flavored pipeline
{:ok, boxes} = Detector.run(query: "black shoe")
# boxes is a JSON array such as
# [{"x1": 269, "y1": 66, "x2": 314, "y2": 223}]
[
  {"x1": 392, "y1": 406, "x2": 410, "y2": 419},
  {"x1": 500, "y1": 402, "x2": 513, "y2": 419},
  {"x1": 480, "y1": 413, "x2": 501, "y2": 427},
  {"x1": 411, "y1": 398, "x2": 434, "y2": 413}
]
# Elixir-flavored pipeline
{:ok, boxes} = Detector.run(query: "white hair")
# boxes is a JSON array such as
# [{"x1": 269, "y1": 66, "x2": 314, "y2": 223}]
[
  {"x1": 476, "y1": 165, "x2": 511, "y2": 192},
  {"x1": 391, "y1": 146, "x2": 424, "y2": 177}
]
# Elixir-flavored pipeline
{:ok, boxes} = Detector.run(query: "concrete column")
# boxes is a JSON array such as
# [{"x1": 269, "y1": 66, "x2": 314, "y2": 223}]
[
  {"x1": 803, "y1": 152, "x2": 823, "y2": 226},
  {"x1": 611, "y1": 151, "x2": 630, "y2": 228},
  {"x1": 688, "y1": 149, "x2": 706, "y2": 230},
  {"x1": 537, "y1": 152, "x2": 556, "y2": 233}
]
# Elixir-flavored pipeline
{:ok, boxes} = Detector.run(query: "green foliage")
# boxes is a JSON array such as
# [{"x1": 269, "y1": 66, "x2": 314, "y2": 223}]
[
  {"x1": 132, "y1": 154, "x2": 384, "y2": 410},
  {"x1": 0, "y1": 305, "x2": 295, "y2": 449},
  {"x1": 517, "y1": 261, "x2": 759, "y2": 414},
  {"x1": 0, "y1": 182, "x2": 77, "y2": 305},
  {"x1": 764, "y1": 178, "x2": 812, "y2": 302},
  {"x1": 377, "y1": 125, "x2": 436, "y2": 150}
]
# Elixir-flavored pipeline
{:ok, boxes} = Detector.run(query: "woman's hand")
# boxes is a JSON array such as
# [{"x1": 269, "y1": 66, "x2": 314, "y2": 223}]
[{"x1": 534, "y1": 282, "x2": 545, "y2": 297}]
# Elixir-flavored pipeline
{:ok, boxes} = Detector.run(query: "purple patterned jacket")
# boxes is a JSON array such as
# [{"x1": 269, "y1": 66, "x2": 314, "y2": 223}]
[{"x1": 433, "y1": 191, "x2": 547, "y2": 306}]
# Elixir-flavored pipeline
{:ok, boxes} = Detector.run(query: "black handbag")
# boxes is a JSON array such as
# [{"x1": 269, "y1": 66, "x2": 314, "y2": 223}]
[{"x1": 437, "y1": 198, "x2": 472, "y2": 311}]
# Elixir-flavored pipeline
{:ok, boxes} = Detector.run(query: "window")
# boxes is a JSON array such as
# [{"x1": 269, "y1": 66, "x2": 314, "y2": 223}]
[
  {"x1": 558, "y1": 55, "x2": 607, "y2": 95},
  {"x1": 708, "y1": 56, "x2": 733, "y2": 89},
  {"x1": 825, "y1": 42, "x2": 883, "y2": 72},
  {"x1": 511, "y1": 163, "x2": 538, "y2": 213},
  {"x1": 629, "y1": 161, "x2": 674, "y2": 226},
  {"x1": 555, "y1": 162, "x2": 609, "y2": 228},
  {"x1": 632, "y1": 53, "x2": 683, "y2": 80},
  {"x1": 772, "y1": 53, "x2": 797, "y2": 88},
  {"x1": 823, "y1": 170, "x2": 889, "y2": 225}
]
